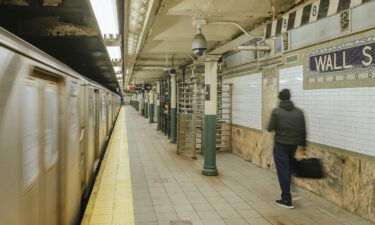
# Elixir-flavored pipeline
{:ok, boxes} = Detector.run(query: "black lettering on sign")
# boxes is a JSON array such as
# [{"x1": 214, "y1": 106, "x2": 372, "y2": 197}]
[
  {"x1": 283, "y1": 18, "x2": 288, "y2": 29},
  {"x1": 312, "y1": 5, "x2": 317, "y2": 16}
]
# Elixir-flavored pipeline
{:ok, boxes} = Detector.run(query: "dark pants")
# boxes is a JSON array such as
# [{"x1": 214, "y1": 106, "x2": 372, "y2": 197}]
[{"x1": 273, "y1": 143, "x2": 297, "y2": 202}]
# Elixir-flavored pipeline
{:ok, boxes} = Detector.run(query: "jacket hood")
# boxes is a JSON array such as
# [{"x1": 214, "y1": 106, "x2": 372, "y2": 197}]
[{"x1": 279, "y1": 100, "x2": 295, "y2": 111}]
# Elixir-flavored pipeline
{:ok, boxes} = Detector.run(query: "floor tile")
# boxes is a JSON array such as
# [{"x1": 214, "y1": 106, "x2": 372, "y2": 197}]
[{"x1": 197, "y1": 211, "x2": 221, "y2": 220}]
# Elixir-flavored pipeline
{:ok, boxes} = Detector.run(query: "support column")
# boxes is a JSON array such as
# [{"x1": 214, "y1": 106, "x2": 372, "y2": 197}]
[
  {"x1": 170, "y1": 73, "x2": 177, "y2": 143},
  {"x1": 144, "y1": 91, "x2": 149, "y2": 119},
  {"x1": 138, "y1": 92, "x2": 143, "y2": 115},
  {"x1": 202, "y1": 61, "x2": 218, "y2": 176},
  {"x1": 157, "y1": 81, "x2": 161, "y2": 130},
  {"x1": 149, "y1": 88, "x2": 155, "y2": 123}
]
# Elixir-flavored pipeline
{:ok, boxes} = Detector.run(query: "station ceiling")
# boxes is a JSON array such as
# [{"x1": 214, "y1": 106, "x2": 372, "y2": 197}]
[
  {"x1": 0, "y1": 0, "x2": 123, "y2": 93},
  {"x1": 124, "y1": 0, "x2": 297, "y2": 85}
]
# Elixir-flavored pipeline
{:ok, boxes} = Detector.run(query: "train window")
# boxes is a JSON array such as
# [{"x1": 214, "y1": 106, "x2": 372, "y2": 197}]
[
  {"x1": 69, "y1": 82, "x2": 80, "y2": 140},
  {"x1": 44, "y1": 85, "x2": 58, "y2": 168},
  {"x1": 101, "y1": 93, "x2": 106, "y2": 121},
  {"x1": 22, "y1": 82, "x2": 40, "y2": 190}
]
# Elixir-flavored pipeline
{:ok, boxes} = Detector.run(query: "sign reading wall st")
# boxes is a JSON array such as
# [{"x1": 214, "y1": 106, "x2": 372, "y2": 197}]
[{"x1": 306, "y1": 37, "x2": 375, "y2": 88}]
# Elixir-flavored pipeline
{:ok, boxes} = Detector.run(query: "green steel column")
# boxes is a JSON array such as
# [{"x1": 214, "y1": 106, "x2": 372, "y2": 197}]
[
  {"x1": 156, "y1": 81, "x2": 161, "y2": 130},
  {"x1": 170, "y1": 73, "x2": 177, "y2": 143},
  {"x1": 145, "y1": 91, "x2": 149, "y2": 119},
  {"x1": 149, "y1": 89, "x2": 155, "y2": 123},
  {"x1": 202, "y1": 61, "x2": 218, "y2": 176}
]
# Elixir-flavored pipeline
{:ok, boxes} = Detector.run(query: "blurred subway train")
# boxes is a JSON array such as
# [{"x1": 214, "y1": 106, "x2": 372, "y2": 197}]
[{"x1": 0, "y1": 28, "x2": 121, "y2": 225}]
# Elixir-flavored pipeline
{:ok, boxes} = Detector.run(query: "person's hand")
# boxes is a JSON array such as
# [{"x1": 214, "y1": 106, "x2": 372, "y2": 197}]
[{"x1": 298, "y1": 146, "x2": 307, "y2": 157}]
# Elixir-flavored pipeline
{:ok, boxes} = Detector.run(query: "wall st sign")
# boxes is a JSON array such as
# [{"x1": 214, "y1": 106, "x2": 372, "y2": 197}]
[
  {"x1": 309, "y1": 43, "x2": 374, "y2": 73},
  {"x1": 306, "y1": 37, "x2": 375, "y2": 87}
]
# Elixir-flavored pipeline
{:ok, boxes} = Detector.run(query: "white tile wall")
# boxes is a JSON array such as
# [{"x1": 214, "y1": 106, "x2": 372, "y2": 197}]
[
  {"x1": 225, "y1": 74, "x2": 262, "y2": 130},
  {"x1": 279, "y1": 66, "x2": 375, "y2": 156}
]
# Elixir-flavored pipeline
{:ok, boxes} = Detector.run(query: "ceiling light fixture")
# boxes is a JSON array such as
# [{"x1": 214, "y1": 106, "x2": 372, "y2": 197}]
[
  {"x1": 90, "y1": 0, "x2": 123, "y2": 89},
  {"x1": 114, "y1": 66, "x2": 122, "y2": 73},
  {"x1": 90, "y1": 0, "x2": 119, "y2": 37},
  {"x1": 127, "y1": 0, "x2": 151, "y2": 56},
  {"x1": 107, "y1": 46, "x2": 122, "y2": 60}
]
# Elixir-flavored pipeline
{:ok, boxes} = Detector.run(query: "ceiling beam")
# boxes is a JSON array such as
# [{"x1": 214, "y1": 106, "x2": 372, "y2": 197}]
[
  {"x1": 166, "y1": 10, "x2": 272, "y2": 18},
  {"x1": 138, "y1": 57, "x2": 187, "y2": 62}
]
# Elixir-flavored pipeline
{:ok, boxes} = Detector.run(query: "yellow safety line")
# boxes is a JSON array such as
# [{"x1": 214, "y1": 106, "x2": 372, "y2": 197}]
[{"x1": 81, "y1": 107, "x2": 135, "y2": 225}]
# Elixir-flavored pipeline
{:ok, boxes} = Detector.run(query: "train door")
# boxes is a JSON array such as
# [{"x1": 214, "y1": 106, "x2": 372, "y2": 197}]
[
  {"x1": 94, "y1": 89, "x2": 100, "y2": 160},
  {"x1": 106, "y1": 92, "x2": 112, "y2": 134},
  {"x1": 64, "y1": 79, "x2": 81, "y2": 225},
  {"x1": 99, "y1": 91, "x2": 107, "y2": 155},
  {"x1": 21, "y1": 71, "x2": 60, "y2": 225},
  {"x1": 79, "y1": 84, "x2": 87, "y2": 195},
  {"x1": 85, "y1": 87, "x2": 96, "y2": 186},
  {"x1": 111, "y1": 94, "x2": 115, "y2": 123}
]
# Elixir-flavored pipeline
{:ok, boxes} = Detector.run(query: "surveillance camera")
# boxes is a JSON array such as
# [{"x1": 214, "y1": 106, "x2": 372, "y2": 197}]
[
  {"x1": 192, "y1": 31, "x2": 207, "y2": 57},
  {"x1": 192, "y1": 48, "x2": 206, "y2": 57}
]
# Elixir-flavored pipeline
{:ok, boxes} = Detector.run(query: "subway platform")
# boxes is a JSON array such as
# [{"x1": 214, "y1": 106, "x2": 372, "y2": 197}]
[{"x1": 81, "y1": 106, "x2": 373, "y2": 225}]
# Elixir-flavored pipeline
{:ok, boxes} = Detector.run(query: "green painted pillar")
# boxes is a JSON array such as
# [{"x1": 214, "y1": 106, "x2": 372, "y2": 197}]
[
  {"x1": 202, "y1": 61, "x2": 218, "y2": 176},
  {"x1": 170, "y1": 73, "x2": 177, "y2": 143},
  {"x1": 149, "y1": 89, "x2": 155, "y2": 123},
  {"x1": 156, "y1": 81, "x2": 161, "y2": 130},
  {"x1": 145, "y1": 91, "x2": 149, "y2": 119}
]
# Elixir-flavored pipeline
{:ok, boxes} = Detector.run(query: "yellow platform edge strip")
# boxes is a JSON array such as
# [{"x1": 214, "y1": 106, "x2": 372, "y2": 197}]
[{"x1": 81, "y1": 107, "x2": 135, "y2": 225}]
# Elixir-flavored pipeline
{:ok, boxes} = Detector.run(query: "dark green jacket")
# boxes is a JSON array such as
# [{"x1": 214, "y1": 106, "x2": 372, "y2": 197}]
[{"x1": 267, "y1": 100, "x2": 306, "y2": 146}]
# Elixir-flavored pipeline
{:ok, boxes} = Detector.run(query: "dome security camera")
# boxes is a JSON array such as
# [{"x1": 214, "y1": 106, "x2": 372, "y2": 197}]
[{"x1": 191, "y1": 28, "x2": 207, "y2": 57}]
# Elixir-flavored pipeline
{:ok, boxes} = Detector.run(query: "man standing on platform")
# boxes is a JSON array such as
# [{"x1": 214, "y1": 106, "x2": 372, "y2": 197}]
[{"x1": 268, "y1": 89, "x2": 306, "y2": 209}]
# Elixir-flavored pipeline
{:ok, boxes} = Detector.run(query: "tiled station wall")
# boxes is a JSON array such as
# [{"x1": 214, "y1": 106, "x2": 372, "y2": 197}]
[
  {"x1": 280, "y1": 66, "x2": 375, "y2": 156},
  {"x1": 224, "y1": 74, "x2": 262, "y2": 130},
  {"x1": 224, "y1": 30, "x2": 375, "y2": 223}
]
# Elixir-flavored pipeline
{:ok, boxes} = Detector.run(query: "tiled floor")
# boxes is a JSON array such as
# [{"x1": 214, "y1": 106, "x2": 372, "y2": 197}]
[{"x1": 83, "y1": 106, "x2": 375, "y2": 225}]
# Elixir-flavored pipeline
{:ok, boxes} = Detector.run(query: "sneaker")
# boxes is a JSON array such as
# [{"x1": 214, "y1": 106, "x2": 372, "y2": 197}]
[{"x1": 275, "y1": 199, "x2": 294, "y2": 209}]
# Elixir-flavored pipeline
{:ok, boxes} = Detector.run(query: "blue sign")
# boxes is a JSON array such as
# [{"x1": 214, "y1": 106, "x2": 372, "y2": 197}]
[{"x1": 308, "y1": 42, "x2": 375, "y2": 74}]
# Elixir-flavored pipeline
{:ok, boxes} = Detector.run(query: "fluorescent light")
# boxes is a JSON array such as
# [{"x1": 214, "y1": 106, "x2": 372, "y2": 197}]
[
  {"x1": 107, "y1": 46, "x2": 121, "y2": 60},
  {"x1": 127, "y1": 0, "x2": 151, "y2": 56},
  {"x1": 90, "y1": 0, "x2": 119, "y2": 37},
  {"x1": 114, "y1": 66, "x2": 122, "y2": 73}
]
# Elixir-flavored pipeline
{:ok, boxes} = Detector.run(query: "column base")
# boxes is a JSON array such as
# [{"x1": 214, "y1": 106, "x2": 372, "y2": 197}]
[
  {"x1": 202, "y1": 167, "x2": 218, "y2": 176},
  {"x1": 202, "y1": 115, "x2": 218, "y2": 176}
]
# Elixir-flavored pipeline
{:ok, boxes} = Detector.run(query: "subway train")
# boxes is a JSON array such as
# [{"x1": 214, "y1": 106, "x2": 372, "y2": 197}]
[{"x1": 0, "y1": 28, "x2": 121, "y2": 225}]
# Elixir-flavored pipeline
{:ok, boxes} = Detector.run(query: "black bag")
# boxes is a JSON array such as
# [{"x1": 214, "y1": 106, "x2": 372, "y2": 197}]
[{"x1": 294, "y1": 158, "x2": 324, "y2": 179}]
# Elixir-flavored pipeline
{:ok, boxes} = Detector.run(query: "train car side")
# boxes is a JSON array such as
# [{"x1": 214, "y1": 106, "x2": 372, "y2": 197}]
[{"x1": 0, "y1": 28, "x2": 121, "y2": 225}]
